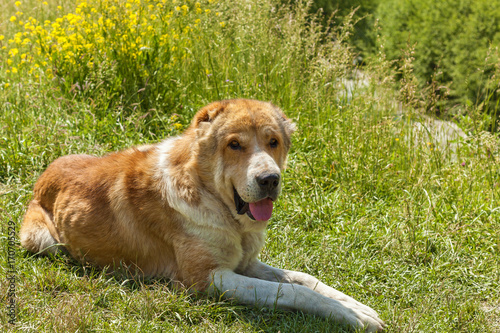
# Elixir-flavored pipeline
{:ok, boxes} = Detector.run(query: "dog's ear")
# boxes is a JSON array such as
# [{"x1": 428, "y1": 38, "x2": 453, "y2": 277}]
[
  {"x1": 190, "y1": 101, "x2": 228, "y2": 138},
  {"x1": 268, "y1": 103, "x2": 296, "y2": 137},
  {"x1": 282, "y1": 114, "x2": 296, "y2": 136},
  {"x1": 272, "y1": 105, "x2": 296, "y2": 149},
  {"x1": 191, "y1": 101, "x2": 227, "y2": 128}
]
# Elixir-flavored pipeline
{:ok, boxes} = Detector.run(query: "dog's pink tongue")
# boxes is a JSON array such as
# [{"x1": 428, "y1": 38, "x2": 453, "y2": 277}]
[{"x1": 249, "y1": 198, "x2": 273, "y2": 221}]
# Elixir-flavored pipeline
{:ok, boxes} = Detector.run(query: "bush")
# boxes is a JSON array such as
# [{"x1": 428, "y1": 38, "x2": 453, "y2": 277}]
[
  {"x1": 375, "y1": 0, "x2": 500, "y2": 113},
  {"x1": 1, "y1": 0, "x2": 227, "y2": 115},
  {"x1": 293, "y1": 0, "x2": 380, "y2": 54}
]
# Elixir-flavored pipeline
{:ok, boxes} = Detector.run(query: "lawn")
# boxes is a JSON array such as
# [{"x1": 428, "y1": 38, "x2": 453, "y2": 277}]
[{"x1": 1, "y1": 0, "x2": 499, "y2": 332}]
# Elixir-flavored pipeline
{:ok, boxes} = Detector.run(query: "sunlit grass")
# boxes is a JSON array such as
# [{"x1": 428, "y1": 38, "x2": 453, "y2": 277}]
[{"x1": 1, "y1": 0, "x2": 499, "y2": 332}]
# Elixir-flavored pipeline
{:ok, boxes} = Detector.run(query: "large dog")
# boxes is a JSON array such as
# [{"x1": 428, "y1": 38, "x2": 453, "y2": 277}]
[{"x1": 21, "y1": 99, "x2": 384, "y2": 331}]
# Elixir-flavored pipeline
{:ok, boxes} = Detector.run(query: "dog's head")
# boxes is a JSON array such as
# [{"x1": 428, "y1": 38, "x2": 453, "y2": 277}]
[{"x1": 190, "y1": 99, "x2": 295, "y2": 222}]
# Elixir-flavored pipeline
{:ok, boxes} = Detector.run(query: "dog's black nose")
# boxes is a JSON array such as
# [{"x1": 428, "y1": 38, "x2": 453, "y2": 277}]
[{"x1": 256, "y1": 173, "x2": 280, "y2": 191}]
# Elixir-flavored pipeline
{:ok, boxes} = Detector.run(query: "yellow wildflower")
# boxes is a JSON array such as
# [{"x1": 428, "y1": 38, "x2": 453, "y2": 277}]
[
  {"x1": 9, "y1": 48, "x2": 19, "y2": 56},
  {"x1": 10, "y1": 16, "x2": 17, "y2": 22},
  {"x1": 15, "y1": 1, "x2": 21, "y2": 6}
]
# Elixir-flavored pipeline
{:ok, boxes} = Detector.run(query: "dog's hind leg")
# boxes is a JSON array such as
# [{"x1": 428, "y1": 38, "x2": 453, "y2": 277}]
[{"x1": 20, "y1": 200, "x2": 62, "y2": 256}]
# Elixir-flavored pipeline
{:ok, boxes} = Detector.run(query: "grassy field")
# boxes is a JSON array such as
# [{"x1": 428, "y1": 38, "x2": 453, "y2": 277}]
[{"x1": 1, "y1": 0, "x2": 499, "y2": 332}]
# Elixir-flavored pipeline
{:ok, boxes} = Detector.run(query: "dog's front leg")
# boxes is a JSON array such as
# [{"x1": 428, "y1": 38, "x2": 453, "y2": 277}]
[
  {"x1": 241, "y1": 260, "x2": 385, "y2": 330},
  {"x1": 209, "y1": 268, "x2": 383, "y2": 332}
]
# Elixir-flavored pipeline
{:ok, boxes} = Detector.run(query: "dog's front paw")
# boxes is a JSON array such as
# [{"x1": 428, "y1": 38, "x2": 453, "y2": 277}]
[
  {"x1": 323, "y1": 298, "x2": 384, "y2": 332},
  {"x1": 343, "y1": 302, "x2": 385, "y2": 332}
]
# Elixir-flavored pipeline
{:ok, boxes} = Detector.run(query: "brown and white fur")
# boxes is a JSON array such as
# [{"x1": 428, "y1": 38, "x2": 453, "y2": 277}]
[{"x1": 21, "y1": 99, "x2": 385, "y2": 332}]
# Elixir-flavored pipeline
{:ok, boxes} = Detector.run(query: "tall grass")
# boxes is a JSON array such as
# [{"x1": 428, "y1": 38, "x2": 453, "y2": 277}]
[{"x1": 1, "y1": 0, "x2": 499, "y2": 332}]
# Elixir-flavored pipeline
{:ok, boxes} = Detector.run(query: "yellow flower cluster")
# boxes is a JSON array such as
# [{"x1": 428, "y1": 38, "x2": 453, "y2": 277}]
[{"x1": 1, "y1": 0, "x2": 224, "y2": 88}]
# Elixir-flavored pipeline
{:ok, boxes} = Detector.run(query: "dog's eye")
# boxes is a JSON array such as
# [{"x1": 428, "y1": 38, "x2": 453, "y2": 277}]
[
  {"x1": 229, "y1": 140, "x2": 241, "y2": 150},
  {"x1": 269, "y1": 138, "x2": 278, "y2": 148}
]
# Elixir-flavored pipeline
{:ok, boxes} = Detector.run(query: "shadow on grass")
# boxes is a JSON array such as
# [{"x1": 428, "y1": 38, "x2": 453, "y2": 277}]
[{"x1": 21, "y1": 249, "x2": 355, "y2": 332}]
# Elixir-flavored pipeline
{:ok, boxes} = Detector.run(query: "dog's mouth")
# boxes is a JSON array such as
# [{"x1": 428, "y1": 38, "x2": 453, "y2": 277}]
[{"x1": 233, "y1": 188, "x2": 274, "y2": 221}]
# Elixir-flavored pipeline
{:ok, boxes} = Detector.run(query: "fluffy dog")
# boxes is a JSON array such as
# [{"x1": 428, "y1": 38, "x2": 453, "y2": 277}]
[{"x1": 21, "y1": 99, "x2": 384, "y2": 332}]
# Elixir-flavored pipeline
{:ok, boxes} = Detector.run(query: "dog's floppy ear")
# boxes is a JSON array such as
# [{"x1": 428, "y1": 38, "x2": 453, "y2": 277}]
[
  {"x1": 191, "y1": 101, "x2": 227, "y2": 128},
  {"x1": 268, "y1": 102, "x2": 296, "y2": 136},
  {"x1": 190, "y1": 101, "x2": 228, "y2": 138},
  {"x1": 281, "y1": 113, "x2": 296, "y2": 136},
  {"x1": 271, "y1": 104, "x2": 296, "y2": 149}
]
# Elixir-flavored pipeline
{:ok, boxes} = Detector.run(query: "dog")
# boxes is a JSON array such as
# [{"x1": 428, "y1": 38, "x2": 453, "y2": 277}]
[{"x1": 21, "y1": 99, "x2": 384, "y2": 332}]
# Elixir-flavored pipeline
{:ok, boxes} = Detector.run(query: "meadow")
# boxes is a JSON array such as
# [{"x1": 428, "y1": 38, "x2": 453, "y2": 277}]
[{"x1": 1, "y1": 0, "x2": 499, "y2": 332}]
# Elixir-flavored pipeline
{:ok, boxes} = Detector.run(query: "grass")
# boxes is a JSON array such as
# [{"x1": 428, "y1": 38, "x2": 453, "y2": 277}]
[{"x1": 1, "y1": 0, "x2": 499, "y2": 332}]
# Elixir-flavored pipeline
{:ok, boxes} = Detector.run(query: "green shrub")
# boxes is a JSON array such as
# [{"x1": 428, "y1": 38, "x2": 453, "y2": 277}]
[
  {"x1": 290, "y1": 0, "x2": 380, "y2": 54},
  {"x1": 375, "y1": 0, "x2": 500, "y2": 113},
  {"x1": 1, "y1": 0, "x2": 227, "y2": 116}
]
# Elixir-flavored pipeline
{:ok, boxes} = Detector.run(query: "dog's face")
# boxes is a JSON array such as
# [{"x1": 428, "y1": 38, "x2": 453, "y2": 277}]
[{"x1": 192, "y1": 99, "x2": 295, "y2": 222}]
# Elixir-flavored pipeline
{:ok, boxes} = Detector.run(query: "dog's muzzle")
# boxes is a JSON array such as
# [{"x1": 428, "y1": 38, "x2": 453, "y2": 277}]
[{"x1": 233, "y1": 173, "x2": 280, "y2": 221}]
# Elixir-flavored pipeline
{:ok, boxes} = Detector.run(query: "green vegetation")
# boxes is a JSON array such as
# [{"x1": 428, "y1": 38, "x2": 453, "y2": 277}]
[
  {"x1": 375, "y1": 0, "x2": 500, "y2": 114},
  {"x1": 292, "y1": 0, "x2": 380, "y2": 52},
  {"x1": 312, "y1": 0, "x2": 500, "y2": 118},
  {"x1": 1, "y1": 0, "x2": 499, "y2": 332}
]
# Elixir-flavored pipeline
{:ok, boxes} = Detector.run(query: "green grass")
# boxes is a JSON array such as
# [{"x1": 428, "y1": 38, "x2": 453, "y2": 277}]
[{"x1": 1, "y1": 0, "x2": 499, "y2": 332}]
